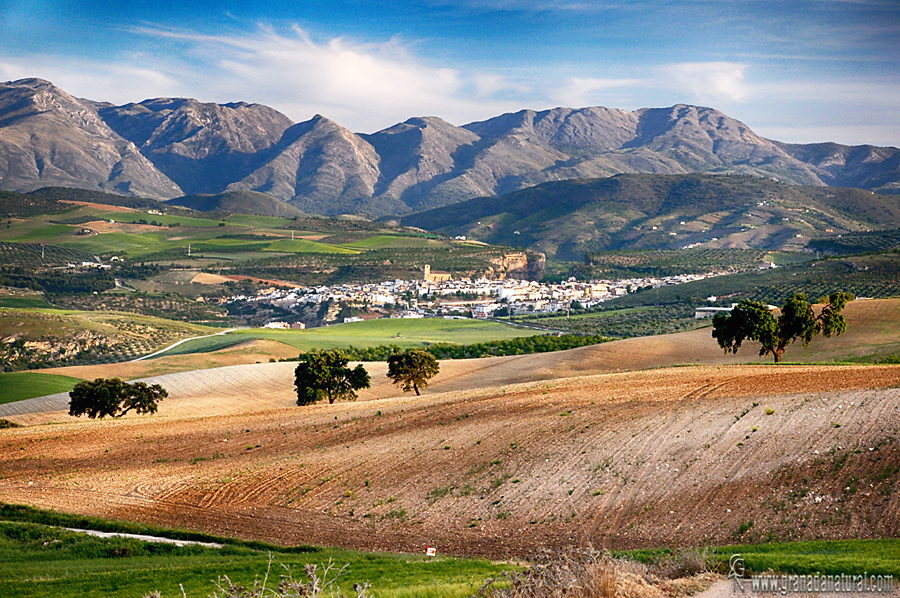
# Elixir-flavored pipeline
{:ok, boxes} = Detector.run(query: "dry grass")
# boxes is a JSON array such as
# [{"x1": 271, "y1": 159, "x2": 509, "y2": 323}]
[{"x1": 478, "y1": 550, "x2": 717, "y2": 598}]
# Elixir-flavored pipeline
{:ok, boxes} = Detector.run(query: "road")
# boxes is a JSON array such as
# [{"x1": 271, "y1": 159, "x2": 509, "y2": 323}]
[{"x1": 131, "y1": 328, "x2": 239, "y2": 362}]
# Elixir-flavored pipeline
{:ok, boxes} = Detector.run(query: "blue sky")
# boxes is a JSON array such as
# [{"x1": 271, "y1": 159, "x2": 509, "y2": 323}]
[{"x1": 1, "y1": 0, "x2": 898, "y2": 146}]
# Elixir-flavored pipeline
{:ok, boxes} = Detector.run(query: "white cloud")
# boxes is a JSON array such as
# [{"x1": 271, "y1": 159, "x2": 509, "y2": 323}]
[
  {"x1": 548, "y1": 76, "x2": 646, "y2": 107},
  {"x1": 661, "y1": 62, "x2": 749, "y2": 103},
  {"x1": 0, "y1": 57, "x2": 183, "y2": 104},
  {"x1": 1, "y1": 25, "x2": 529, "y2": 132},
  {"x1": 121, "y1": 25, "x2": 525, "y2": 131}
]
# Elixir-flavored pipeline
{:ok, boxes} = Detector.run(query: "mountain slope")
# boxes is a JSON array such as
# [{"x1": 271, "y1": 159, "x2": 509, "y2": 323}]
[
  {"x1": 227, "y1": 115, "x2": 382, "y2": 215},
  {"x1": 402, "y1": 173, "x2": 900, "y2": 259},
  {"x1": 98, "y1": 97, "x2": 294, "y2": 196},
  {"x1": 0, "y1": 79, "x2": 181, "y2": 199},
  {"x1": 2, "y1": 78, "x2": 899, "y2": 216}
]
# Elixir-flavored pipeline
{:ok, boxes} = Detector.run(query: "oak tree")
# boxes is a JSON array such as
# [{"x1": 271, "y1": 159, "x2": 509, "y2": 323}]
[
  {"x1": 386, "y1": 349, "x2": 440, "y2": 396},
  {"x1": 712, "y1": 292, "x2": 853, "y2": 363},
  {"x1": 69, "y1": 378, "x2": 167, "y2": 418},
  {"x1": 294, "y1": 349, "x2": 371, "y2": 405}
]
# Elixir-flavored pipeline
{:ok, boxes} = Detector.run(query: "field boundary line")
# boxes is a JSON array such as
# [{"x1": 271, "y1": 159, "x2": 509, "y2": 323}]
[{"x1": 131, "y1": 328, "x2": 240, "y2": 362}]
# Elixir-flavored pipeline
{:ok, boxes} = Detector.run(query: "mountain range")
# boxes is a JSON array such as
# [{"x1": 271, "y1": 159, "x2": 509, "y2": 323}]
[{"x1": 1, "y1": 77, "x2": 899, "y2": 218}]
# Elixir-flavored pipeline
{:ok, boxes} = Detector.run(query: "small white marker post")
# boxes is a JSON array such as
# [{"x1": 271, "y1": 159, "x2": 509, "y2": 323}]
[{"x1": 425, "y1": 546, "x2": 436, "y2": 558}]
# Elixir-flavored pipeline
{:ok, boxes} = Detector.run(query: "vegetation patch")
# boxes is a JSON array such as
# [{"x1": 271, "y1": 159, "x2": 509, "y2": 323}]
[
  {"x1": 0, "y1": 503, "x2": 507, "y2": 598},
  {"x1": 0, "y1": 372, "x2": 84, "y2": 404}
]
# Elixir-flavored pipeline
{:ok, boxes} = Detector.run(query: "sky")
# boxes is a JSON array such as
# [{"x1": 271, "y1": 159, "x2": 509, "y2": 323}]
[{"x1": 0, "y1": 0, "x2": 898, "y2": 146}]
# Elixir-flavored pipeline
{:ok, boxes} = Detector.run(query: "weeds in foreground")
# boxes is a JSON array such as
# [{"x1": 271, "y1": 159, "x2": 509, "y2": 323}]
[
  {"x1": 144, "y1": 558, "x2": 372, "y2": 598},
  {"x1": 477, "y1": 548, "x2": 713, "y2": 598}
]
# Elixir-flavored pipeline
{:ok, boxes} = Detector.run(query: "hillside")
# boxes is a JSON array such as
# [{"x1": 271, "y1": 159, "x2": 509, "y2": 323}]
[
  {"x1": 1, "y1": 363, "x2": 898, "y2": 558},
  {"x1": 2, "y1": 79, "x2": 899, "y2": 218},
  {"x1": 401, "y1": 174, "x2": 900, "y2": 259},
  {"x1": 167, "y1": 190, "x2": 307, "y2": 218},
  {"x1": 8, "y1": 297, "x2": 899, "y2": 420},
  {"x1": 2, "y1": 299, "x2": 898, "y2": 557}
]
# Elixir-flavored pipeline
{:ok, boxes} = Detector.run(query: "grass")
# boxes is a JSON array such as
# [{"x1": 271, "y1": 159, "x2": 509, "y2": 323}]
[
  {"x1": 150, "y1": 334, "x2": 253, "y2": 357},
  {"x1": 0, "y1": 504, "x2": 509, "y2": 598},
  {"x1": 0, "y1": 294, "x2": 53, "y2": 309},
  {"x1": 0, "y1": 222, "x2": 76, "y2": 243},
  {"x1": 264, "y1": 238, "x2": 360, "y2": 254},
  {"x1": 0, "y1": 372, "x2": 84, "y2": 404},
  {"x1": 223, "y1": 215, "x2": 295, "y2": 228},
  {"x1": 97, "y1": 212, "x2": 229, "y2": 228},
  {"x1": 159, "y1": 318, "x2": 542, "y2": 357},
  {"x1": 340, "y1": 235, "x2": 444, "y2": 250},
  {"x1": 709, "y1": 539, "x2": 900, "y2": 577}
]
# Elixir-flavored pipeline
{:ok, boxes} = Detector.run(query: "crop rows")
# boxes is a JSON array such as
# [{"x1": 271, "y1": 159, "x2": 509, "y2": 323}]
[
  {"x1": 807, "y1": 230, "x2": 900, "y2": 255},
  {"x1": 578, "y1": 248, "x2": 770, "y2": 278},
  {"x1": 518, "y1": 304, "x2": 700, "y2": 338},
  {"x1": 0, "y1": 191, "x2": 73, "y2": 218},
  {"x1": 0, "y1": 242, "x2": 95, "y2": 268},
  {"x1": 50, "y1": 293, "x2": 232, "y2": 323}
]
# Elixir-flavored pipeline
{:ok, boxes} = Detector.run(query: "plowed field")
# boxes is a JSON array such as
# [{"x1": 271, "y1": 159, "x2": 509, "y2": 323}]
[{"x1": 2, "y1": 363, "x2": 899, "y2": 559}]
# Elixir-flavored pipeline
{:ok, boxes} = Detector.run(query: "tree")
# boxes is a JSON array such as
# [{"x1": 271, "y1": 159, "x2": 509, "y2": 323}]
[
  {"x1": 69, "y1": 378, "x2": 167, "y2": 418},
  {"x1": 295, "y1": 349, "x2": 370, "y2": 405},
  {"x1": 712, "y1": 292, "x2": 853, "y2": 363},
  {"x1": 386, "y1": 350, "x2": 440, "y2": 396}
]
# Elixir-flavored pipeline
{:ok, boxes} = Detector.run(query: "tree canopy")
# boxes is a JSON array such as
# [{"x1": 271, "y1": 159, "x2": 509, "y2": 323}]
[
  {"x1": 68, "y1": 377, "x2": 167, "y2": 418},
  {"x1": 294, "y1": 349, "x2": 371, "y2": 405},
  {"x1": 712, "y1": 292, "x2": 853, "y2": 363},
  {"x1": 386, "y1": 350, "x2": 440, "y2": 395}
]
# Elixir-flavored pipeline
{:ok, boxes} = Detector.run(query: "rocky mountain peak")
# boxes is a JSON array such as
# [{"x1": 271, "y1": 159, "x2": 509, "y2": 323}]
[{"x1": 1, "y1": 79, "x2": 898, "y2": 215}]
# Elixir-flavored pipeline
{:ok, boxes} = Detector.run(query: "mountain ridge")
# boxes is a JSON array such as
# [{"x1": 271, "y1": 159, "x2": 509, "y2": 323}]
[{"x1": 1, "y1": 77, "x2": 898, "y2": 217}]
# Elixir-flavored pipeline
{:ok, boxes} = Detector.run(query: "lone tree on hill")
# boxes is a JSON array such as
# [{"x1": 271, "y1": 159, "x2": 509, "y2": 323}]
[
  {"x1": 295, "y1": 349, "x2": 371, "y2": 405},
  {"x1": 712, "y1": 292, "x2": 853, "y2": 363},
  {"x1": 386, "y1": 349, "x2": 440, "y2": 396},
  {"x1": 69, "y1": 378, "x2": 167, "y2": 418}
]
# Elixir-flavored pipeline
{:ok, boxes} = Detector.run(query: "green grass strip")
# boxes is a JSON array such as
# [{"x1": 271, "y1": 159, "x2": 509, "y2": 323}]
[{"x1": 0, "y1": 372, "x2": 84, "y2": 404}]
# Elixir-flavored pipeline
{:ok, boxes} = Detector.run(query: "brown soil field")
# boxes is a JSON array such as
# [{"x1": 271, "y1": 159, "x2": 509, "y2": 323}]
[
  {"x1": 59, "y1": 201, "x2": 136, "y2": 213},
  {"x1": 2, "y1": 363, "x2": 899, "y2": 559},
  {"x1": 3, "y1": 299, "x2": 898, "y2": 559},
  {"x1": 86, "y1": 220, "x2": 163, "y2": 235},
  {"x1": 190, "y1": 272, "x2": 233, "y2": 285}
]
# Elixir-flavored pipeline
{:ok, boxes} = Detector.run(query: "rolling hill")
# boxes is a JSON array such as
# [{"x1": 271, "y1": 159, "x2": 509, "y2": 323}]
[
  {"x1": 401, "y1": 174, "x2": 900, "y2": 259},
  {"x1": 167, "y1": 190, "x2": 307, "y2": 218},
  {"x1": 1, "y1": 344, "x2": 898, "y2": 558},
  {"x1": 1, "y1": 78, "x2": 899, "y2": 218}
]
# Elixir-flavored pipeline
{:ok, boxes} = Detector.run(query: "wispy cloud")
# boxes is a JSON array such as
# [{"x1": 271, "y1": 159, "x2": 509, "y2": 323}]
[
  {"x1": 0, "y1": 57, "x2": 182, "y2": 103},
  {"x1": 72, "y1": 25, "x2": 529, "y2": 131},
  {"x1": 661, "y1": 62, "x2": 749, "y2": 103},
  {"x1": 548, "y1": 76, "x2": 646, "y2": 107}
]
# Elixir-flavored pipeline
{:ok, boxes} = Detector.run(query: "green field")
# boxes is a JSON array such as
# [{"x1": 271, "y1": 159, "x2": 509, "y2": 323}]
[
  {"x1": 0, "y1": 505, "x2": 508, "y2": 598},
  {"x1": 264, "y1": 238, "x2": 360, "y2": 254},
  {"x1": 340, "y1": 235, "x2": 445, "y2": 250},
  {"x1": 97, "y1": 212, "x2": 229, "y2": 228},
  {"x1": 157, "y1": 318, "x2": 542, "y2": 357},
  {"x1": 1, "y1": 504, "x2": 897, "y2": 598},
  {"x1": 710, "y1": 539, "x2": 900, "y2": 577},
  {"x1": 0, "y1": 372, "x2": 84, "y2": 404},
  {"x1": 0, "y1": 294, "x2": 53, "y2": 309},
  {"x1": 0, "y1": 222, "x2": 76, "y2": 243},
  {"x1": 223, "y1": 214, "x2": 295, "y2": 228}
]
